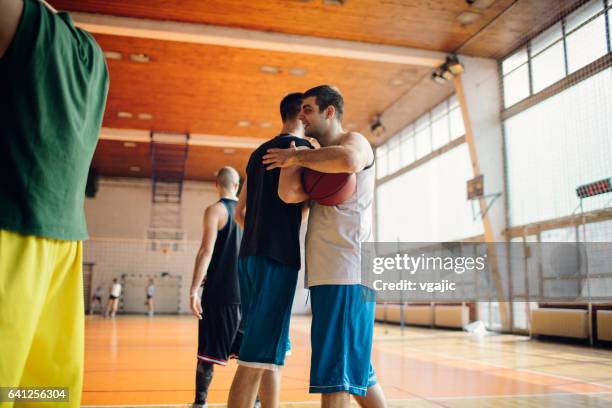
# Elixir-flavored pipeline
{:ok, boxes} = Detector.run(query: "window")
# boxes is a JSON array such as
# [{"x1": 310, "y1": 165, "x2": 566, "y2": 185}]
[
  {"x1": 449, "y1": 107, "x2": 465, "y2": 139},
  {"x1": 501, "y1": 48, "x2": 530, "y2": 108},
  {"x1": 500, "y1": 0, "x2": 610, "y2": 102},
  {"x1": 377, "y1": 144, "x2": 483, "y2": 242},
  {"x1": 400, "y1": 126, "x2": 415, "y2": 167},
  {"x1": 504, "y1": 68, "x2": 612, "y2": 227},
  {"x1": 375, "y1": 95, "x2": 465, "y2": 180},
  {"x1": 502, "y1": 48, "x2": 528, "y2": 75},
  {"x1": 431, "y1": 115, "x2": 450, "y2": 150},
  {"x1": 503, "y1": 64, "x2": 530, "y2": 107},
  {"x1": 415, "y1": 126, "x2": 431, "y2": 159},
  {"x1": 565, "y1": 0, "x2": 603, "y2": 32},
  {"x1": 531, "y1": 23, "x2": 563, "y2": 55},
  {"x1": 387, "y1": 136, "x2": 401, "y2": 174},
  {"x1": 531, "y1": 42, "x2": 566, "y2": 92},
  {"x1": 530, "y1": 23, "x2": 565, "y2": 92},
  {"x1": 566, "y1": 14, "x2": 608, "y2": 72},
  {"x1": 376, "y1": 145, "x2": 388, "y2": 179}
]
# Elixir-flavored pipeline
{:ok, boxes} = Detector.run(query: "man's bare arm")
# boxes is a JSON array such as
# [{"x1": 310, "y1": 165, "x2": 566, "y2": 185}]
[
  {"x1": 0, "y1": 0, "x2": 24, "y2": 58},
  {"x1": 278, "y1": 165, "x2": 308, "y2": 204},
  {"x1": 301, "y1": 200, "x2": 310, "y2": 222},
  {"x1": 189, "y1": 203, "x2": 223, "y2": 318},
  {"x1": 263, "y1": 132, "x2": 373, "y2": 174},
  {"x1": 235, "y1": 177, "x2": 247, "y2": 228}
]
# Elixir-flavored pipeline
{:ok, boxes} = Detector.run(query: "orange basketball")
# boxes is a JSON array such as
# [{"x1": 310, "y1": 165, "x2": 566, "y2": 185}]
[{"x1": 302, "y1": 169, "x2": 356, "y2": 206}]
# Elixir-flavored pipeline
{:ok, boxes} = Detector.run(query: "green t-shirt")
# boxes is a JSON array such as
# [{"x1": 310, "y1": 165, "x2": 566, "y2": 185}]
[{"x1": 0, "y1": 0, "x2": 109, "y2": 241}]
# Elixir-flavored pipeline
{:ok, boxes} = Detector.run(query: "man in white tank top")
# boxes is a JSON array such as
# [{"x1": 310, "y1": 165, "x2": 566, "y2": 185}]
[{"x1": 263, "y1": 85, "x2": 386, "y2": 408}]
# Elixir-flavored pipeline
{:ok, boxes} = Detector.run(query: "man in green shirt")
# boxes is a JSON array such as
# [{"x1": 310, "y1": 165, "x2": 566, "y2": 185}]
[{"x1": 0, "y1": 1, "x2": 109, "y2": 406}]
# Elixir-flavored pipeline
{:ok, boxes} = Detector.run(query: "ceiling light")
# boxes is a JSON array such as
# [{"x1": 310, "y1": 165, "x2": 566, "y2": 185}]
[
  {"x1": 123, "y1": 142, "x2": 136, "y2": 148},
  {"x1": 103, "y1": 51, "x2": 122, "y2": 60},
  {"x1": 431, "y1": 71, "x2": 447, "y2": 85},
  {"x1": 138, "y1": 113, "x2": 153, "y2": 120},
  {"x1": 117, "y1": 111, "x2": 133, "y2": 118},
  {"x1": 260, "y1": 122, "x2": 272, "y2": 128},
  {"x1": 130, "y1": 166, "x2": 141, "y2": 172},
  {"x1": 323, "y1": 0, "x2": 346, "y2": 5},
  {"x1": 370, "y1": 115, "x2": 385, "y2": 138},
  {"x1": 288, "y1": 67, "x2": 307, "y2": 76},
  {"x1": 456, "y1": 11, "x2": 481, "y2": 25},
  {"x1": 389, "y1": 78, "x2": 404, "y2": 86},
  {"x1": 441, "y1": 70, "x2": 455, "y2": 81},
  {"x1": 447, "y1": 56, "x2": 464, "y2": 75},
  {"x1": 470, "y1": 0, "x2": 496, "y2": 9},
  {"x1": 431, "y1": 55, "x2": 464, "y2": 84},
  {"x1": 223, "y1": 148, "x2": 236, "y2": 154},
  {"x1": 237, "y1": 120, "x2": 251, "y2": 128},
  {"x1": 260, "y1": 65, "x2": 281, "y2": 74},
  {"x1": 129, "y1": 53, "x2": 150, "y2": 63}
]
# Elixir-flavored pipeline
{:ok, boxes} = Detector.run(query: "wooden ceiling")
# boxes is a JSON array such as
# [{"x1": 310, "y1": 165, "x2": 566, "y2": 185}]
[
  {"x1": 93, "y1": 140, "x2": 252, "y2": 180},
  {"x1": 94, "y1": 34, "x2": 429, "y2": 139},
  {"x1": 459, "y1": 0, "x2": 585, "y2": 58},
  {"x1": 49, "y1": 0, "x2": 585, "y2": 181},
  {"x1": 53, "y1": 0, "x2": 516, "y2": 52}
]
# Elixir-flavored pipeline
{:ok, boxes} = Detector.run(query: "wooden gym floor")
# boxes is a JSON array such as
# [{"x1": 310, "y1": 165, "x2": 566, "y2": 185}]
[{"x1": 82, "y1": 315, "x2": 612, "y2": 407}]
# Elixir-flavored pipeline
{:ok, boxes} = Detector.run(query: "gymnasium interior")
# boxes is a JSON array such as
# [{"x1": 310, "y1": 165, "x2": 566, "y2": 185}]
[{"x1": 41, "y1": 0, "x2": 612, "y2": 406}]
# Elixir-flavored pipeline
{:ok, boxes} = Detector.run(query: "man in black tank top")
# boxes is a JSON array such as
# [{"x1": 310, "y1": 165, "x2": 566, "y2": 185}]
[
  {"x1": 227, "y1": 93, "x2": 312, "y2": 408},
  {"x1": 189, "y1": 166, "x2": 242, "y2": 408}
]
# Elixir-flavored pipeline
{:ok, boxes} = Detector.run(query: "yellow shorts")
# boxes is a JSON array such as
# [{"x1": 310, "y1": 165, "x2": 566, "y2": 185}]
[{"x1": 0, "y1": 229, "x2": 83, "y2": 407}]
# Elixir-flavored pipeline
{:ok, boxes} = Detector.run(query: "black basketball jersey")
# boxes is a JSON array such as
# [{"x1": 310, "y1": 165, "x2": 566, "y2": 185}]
[
  {"x1": 202, "y1": 198, "x2": 242, "y2": 305},
  {"x1": 239, "y1": 134, "x2": 313, "y2": 269}
]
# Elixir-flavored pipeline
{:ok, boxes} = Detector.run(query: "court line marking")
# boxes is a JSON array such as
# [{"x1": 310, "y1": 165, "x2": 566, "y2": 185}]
[
  {"x1": 392, "y1": 344, "x2": 612, "y2": 391},
  {"x1": 83, "y1": 320, "x2": 612, "y2": 407},
  {"x1": 81, "y1": 391, "x2": 612, "y2": 407},
  {"x1": 357, "y1": 324, "x2": 612, "y2": 392}
]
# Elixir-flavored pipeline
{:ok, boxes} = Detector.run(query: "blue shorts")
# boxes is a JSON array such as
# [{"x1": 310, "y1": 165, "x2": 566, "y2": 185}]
[
  {"x1": 237, "y1": 256, "x2": 298, "y2": 370},
  {"x1": 310, "y1": 285, "x2": 377, "y2": 396}
]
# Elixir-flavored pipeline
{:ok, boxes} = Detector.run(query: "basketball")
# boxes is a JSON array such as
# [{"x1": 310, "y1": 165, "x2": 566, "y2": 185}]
[{"x1": 302, "y1": 169, "x2": 356, "y2": 206}]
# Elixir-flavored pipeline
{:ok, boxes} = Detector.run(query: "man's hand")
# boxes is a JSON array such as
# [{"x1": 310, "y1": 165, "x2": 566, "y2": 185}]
[
  {"x1": 305, "y1": 137, "x2": 320, "y2": 149},
  {"x1": 190, "y1": 292, "x2": 203, "y2": 320},
  {"x1": 263, "y1": 141, "x2": 299, "y2": 170}
]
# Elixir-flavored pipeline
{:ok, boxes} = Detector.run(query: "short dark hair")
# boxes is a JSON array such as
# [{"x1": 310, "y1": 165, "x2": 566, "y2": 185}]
[
  {"x1": 280, "y1": 92, "x2": 303, "y2": 122},
  {"x1": 303, "y1": 85, "x2": 344, "y2": 121}
]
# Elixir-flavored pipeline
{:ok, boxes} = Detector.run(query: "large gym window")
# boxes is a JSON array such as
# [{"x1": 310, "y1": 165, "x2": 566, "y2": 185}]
[
  {"x1": 375, "y1": 94, "x2": 475, "y2": 241},
  {"x1": 500, "y1": 0, "x2": 611, "y2": 108},
  {"x1": 375, "y1": 94, "x2": 464, "y2": 181},
  {"x1": 504, "y1": 67, "x2": 612, "y2": 227},
  {"x1": 376, "y1": 143, "x2": 483, "y2": 242}
]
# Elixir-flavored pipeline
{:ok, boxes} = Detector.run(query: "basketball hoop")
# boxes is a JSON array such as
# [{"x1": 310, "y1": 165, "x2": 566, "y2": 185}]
[
  {"x1": 146, "y1": 228, "x2": 185, "y2": 253},
  {"x1": 466, "y1": 174, "x2": 501, "y2": 220}
]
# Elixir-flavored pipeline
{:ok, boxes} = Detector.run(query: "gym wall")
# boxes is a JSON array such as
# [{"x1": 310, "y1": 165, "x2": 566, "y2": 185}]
[{"x1": 84, "y1": 177, "x2": 311, "y2": 314}]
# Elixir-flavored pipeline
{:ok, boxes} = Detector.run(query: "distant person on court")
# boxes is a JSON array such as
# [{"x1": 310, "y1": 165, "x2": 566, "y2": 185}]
[
  {"x1": 145, "y1": 278, "x2": 156, "y2": 317},
  {"x1": 227, "y1": 93, "x2": 312, "y2": 408},
  {"x1": 105, "y1": 278, "x2": 122, "y2": 318},
  {"x1": 90, "y1": 286, "x2": 104, "y2": 315},
  {"x1": 263, "y1": 85, "x2": 387, "y2": 408},
  {"x1": 0, "y1": 0, "x2": 108, "y2": 405},
  {"x1": 189, "y1": 166, "x2": 243, "y2": 408}
]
